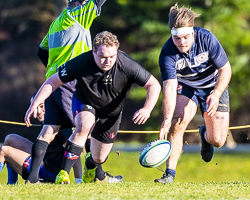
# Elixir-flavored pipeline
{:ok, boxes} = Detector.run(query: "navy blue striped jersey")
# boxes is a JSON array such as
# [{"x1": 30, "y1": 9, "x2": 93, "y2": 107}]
[{"x1": 159, "y1": 27, "x2": 228, "y2": 89}]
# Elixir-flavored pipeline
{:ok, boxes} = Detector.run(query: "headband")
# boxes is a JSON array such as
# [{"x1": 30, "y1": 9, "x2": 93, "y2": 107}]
[{"x1": 171, "y1": 27, "x2": 194, "y2": 36}]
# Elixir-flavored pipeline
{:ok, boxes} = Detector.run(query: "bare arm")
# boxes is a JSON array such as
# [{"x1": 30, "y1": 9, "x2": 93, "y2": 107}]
[
  {"x1": 206, "y1": 61, "x2": 232, "y2": 116},
  {"x1": 132, "y1": 75, "x2": 161, "y2": 125},
  {"x1": 159, "y1": 78, "x2": 178, "y2": 140},
  {"x1": 25, "y1": 73, "x2": 63, "y2": 126}
]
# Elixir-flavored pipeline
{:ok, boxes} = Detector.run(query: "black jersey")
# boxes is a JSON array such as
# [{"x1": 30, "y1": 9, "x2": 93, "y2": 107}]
[{"x1": 59, "y1": 50, "x2": 151, "y2": 117}]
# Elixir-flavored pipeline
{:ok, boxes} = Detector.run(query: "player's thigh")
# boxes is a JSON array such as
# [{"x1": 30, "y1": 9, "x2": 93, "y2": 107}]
[
  {"x1": 90, "y1": 137, "x2": 113, "y2": 164},
  {"x1": 204, "y1": 111, "x2": 229, "y2": 147},
  {"x1": 173, "y1": 94, "x2": 197, "y2": 127},
  {"x1": 69, "y1": 111, "x2": 95, "y2": 146},
  {"x1": 74, "y1": 111, "x2": 96, "y2": 134},
  {"x1": 3, "y1": 146, "x2": 30, "y2": 175}
]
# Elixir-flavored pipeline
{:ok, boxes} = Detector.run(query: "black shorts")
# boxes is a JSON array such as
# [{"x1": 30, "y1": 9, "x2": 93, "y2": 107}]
[
  {"x1": 72, "y1": 97, "x2": 122, "y2": 143},
  {"x1": 44, "y1": 81, "x2": 76, "y2": 128}
]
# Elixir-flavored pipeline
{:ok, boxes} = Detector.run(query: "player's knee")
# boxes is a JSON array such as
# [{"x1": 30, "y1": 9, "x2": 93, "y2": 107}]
[
  {"x1": 3, "y1": 134, "x2": 18, "y2": 146},
  {"x1": 75, "y1": 124, "x2": 92, "y2": 137},
  {"x1": 0, "y1": 145, "x2": 8, "y2": 156},
  {"x1": 92, "y1": 155, "x2": 108, "y2": 165},
  {"x1": 210, "y1": 136, "x2": 226, "y2": 148}
]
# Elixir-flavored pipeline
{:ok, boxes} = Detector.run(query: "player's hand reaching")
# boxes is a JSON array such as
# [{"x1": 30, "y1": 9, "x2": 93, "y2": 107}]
[
  {"x1": 159, "y1": 118, "x2": 171, "y2": 140},
  {"x1": 132, "y1": 108, "x2": 151, "y2": 125},
  {"x1": 206, "y1": 92, "x2": 220, "y2": 116},
  {"x1": 24, "y1": 105, "x2": 38, "y2": 127}
]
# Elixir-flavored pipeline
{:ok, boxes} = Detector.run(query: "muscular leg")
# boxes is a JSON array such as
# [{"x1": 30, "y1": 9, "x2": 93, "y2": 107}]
[
  {"x1": 4, "y1": 134, "x2": 32, "y2": 184},
  {"x1": 68, "y1": 111, "x2": 95, "y2": 146},
  {"x1": 167, "y1": 95, "x2": 197, "y2": 170},
  {"x1": 0, "y1": 146, "x2": 30, "y2": 175},
  {"x1": 61, "y1": 111, "x2": 95, "y2": 173},
  {"x1": 204, "y1": 111, "x2": 229, "y2": 148},
  {"x1": 28, "y1": 125, "x2": 60, "y2": 183},
  {"x1": 82, "y1": 137, "x2": 113, "y2": 183},
  {"x1": 155, "y1": 95, "x2": 197, "y2": 184},
  {"x1": 90, "y1": 137, "x2": 113, "y2": 164},
  {"x1": 4, "y1": 134, "x2": 32, "y2": 153}
]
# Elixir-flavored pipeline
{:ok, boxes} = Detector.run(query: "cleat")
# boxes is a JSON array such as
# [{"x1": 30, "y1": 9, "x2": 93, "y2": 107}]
[
  {"x1": 82, "y1": 152, "x2": 96, "y2": 183},
  {"x1": 55, "y1": 170, "x2": 70, "y2": 184},
  {"x1": 95, "y1": 172, "x2": 123, "y2": 183},
  {"x1": 199, "y1": 126, "x2": 214, "y2": 162},
  {"x1": 25, "y1": 180, "x2": 41, "y2": 185},
  {"x1": 154, "y1": 173, "x2": 174, "y2": 184}
]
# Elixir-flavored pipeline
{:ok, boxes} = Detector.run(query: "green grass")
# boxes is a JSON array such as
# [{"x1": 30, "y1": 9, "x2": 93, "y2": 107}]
[{"x1": 0, "y1": 151, "x2": 250, "y2": 199}]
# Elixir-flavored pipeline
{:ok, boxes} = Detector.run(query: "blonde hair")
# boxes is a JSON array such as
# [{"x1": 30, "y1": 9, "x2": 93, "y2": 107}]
[
  {"x1": 93, "y1": 31, "x2": 120, "y2": 52},
  {"x1": 168, "y1": 3, "x2": 200, "y2": 29}
]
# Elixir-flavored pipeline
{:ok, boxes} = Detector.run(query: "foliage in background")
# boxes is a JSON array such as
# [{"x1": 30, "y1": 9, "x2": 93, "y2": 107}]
[{"x1": 0, "y1": 0, "x2": 250, "y2": 142}]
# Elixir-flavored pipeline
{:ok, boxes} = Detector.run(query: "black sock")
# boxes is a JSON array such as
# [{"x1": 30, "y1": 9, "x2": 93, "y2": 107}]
[
  {"x1": 85, "y1": 139, "x2": 105, "y2": 180},
  {"x1": 85, "y1": 154, "x2": 97, "y2": 170},
  {"x1": 28, "y1": 139, "x2": 48, "y2": 183},
  {"x1": 95, "y1": 164, "x2": 105, "y2": 180},
  {"x1": 62, "y1": 141, "x2": 83, "y2": 174},
  {"x1": 85, "y1": 138, "x2": 91, "y2": 153}
]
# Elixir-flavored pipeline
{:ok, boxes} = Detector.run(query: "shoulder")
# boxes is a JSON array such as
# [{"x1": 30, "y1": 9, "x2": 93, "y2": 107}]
[
  {"x1": 116, "y1": 50, "x2": 138, "y2": 66},
  {"x1": 116, "y1": 50, "x2": 150, "y2": 76},
  {"x1": 161, "y1": 37, "x2": 176, "y2": 56},
  {"x1": 194, "y1": 27, "x2": 217, "y2": 42}
]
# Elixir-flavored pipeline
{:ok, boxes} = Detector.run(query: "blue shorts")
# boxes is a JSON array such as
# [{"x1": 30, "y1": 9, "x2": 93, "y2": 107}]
[
  {"x1": 177, "y1": 83, "x2": 230, "y2": 114},
  {"x1": 44, "y1": 81, "x2": 76, "y2": 128},
  {"x1": 22, "y1": 157, "x2": 57, "y2": 183},
  {"x1": 72, "y1": 97, "x2": 122, "y2": 143}
]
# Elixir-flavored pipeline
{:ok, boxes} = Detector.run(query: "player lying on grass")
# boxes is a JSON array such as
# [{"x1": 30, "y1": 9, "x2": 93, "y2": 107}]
[
  {"x1": 25, "y1": 31, "x2": 161, "y2": 184},
  {"x1": 0, "y1": 97, "x2": 82, "y2": 184}
]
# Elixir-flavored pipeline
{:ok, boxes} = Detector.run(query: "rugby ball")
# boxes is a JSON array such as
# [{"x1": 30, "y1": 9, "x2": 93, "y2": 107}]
[{"x1": 139, "y1": 140, "x2": 171, "y2": 168}]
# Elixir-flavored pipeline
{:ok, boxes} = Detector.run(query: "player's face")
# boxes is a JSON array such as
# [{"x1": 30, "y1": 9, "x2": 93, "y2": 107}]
[
  {"x1": 36, "y1": 103, "x2": 45, "y2": 122},
  {"x1": 172, "y1": 32, "x2": 194, "y2": 53},
  {"x1": 93, "y1": 44, "x2": 118, "y2": 72}
]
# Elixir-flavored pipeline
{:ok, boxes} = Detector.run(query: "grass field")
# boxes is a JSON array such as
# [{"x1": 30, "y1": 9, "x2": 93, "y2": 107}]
[{"x1": 0, "y1": 151, "x2": 250, "y2": 199}]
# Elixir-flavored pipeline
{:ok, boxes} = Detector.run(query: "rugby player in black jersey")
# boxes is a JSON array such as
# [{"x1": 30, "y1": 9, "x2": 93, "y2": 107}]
[{"x1": 25, "y1": 31, "x2": 161, "y2": 184}]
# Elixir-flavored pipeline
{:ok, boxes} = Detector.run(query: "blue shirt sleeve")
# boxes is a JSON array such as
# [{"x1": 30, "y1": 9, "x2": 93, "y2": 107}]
[
  {"x1": 207, "y1": 32, "x2": 228, "y2": 69},
  {"x1": 159, "y1": 39, "x2": 178, "y2": 81}
]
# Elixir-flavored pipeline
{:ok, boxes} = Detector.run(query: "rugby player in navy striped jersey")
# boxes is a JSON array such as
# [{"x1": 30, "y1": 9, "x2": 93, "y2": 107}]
[{"x1": 155, "y1": 3, "x2": 232, "y2": 184}]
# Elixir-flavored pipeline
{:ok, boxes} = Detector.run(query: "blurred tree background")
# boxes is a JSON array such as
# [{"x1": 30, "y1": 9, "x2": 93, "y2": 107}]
[{"x1": 0, "y1": 0, "x2": 250, "y2": 144}]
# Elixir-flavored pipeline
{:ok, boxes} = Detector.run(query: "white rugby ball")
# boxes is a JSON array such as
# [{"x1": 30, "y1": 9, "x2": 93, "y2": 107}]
[{"x1": 139, "y1": 140, "x2": 171, "y2": 168}]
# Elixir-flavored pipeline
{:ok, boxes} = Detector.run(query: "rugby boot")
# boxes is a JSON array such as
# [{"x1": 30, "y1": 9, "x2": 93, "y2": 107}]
[
  {"x1": 154, "y1": 173, "x2": 174, "y2": 184},
  {"x1": 55, "y1": 170, "x2": 70, "y2": 184},
  {"x1": 25, "y1": 180, "x2": 41, "y2": 185},
  {"x1": 199, "y1": 125, "x2": 214, "y2": 162},
  {"x1": 95, "y1": 172, "x2": 123, "y2": 183},
  {"x1": 82, "y1": 152, "x2": 96, "y2": 183}
]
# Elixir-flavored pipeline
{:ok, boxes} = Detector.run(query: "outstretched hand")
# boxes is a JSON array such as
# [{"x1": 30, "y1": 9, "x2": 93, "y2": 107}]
[
  {"x1": 24, "y1": 105, "x2": 38, "y2": 127},
  {"x1": 206, "y1": 93, "x2": 220, "y2": 116},
  {"x1": 132, "y1": 108, "x2": 151, "y2": 125},
  {"x1": 159, "y1": 118, "x2": 171, "y2": 140}
]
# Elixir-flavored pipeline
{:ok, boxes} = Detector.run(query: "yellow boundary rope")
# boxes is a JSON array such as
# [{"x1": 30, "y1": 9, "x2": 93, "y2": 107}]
[
  {"x1": 0, "y1": 120, "x2": 41, "y2": 127},
  {"x1": 0, "y1": 119, "x2": 250, "y2": 133}
]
